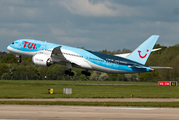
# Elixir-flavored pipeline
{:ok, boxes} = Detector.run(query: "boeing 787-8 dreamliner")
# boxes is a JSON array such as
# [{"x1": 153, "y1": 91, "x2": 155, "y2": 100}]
[{"x1": 7, "y1": 35, "x2": 170, "y2": 76}]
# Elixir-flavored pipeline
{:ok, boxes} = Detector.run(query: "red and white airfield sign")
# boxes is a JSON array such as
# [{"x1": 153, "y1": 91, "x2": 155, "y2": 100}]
[{"x1": 158, "y1": 81, "x2": 177, "y2": 86}]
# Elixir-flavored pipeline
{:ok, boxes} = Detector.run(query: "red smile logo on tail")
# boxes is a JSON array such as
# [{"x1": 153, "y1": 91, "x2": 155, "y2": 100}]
[{"x1": 138, "y1": 49, "x2": 149, "y2": 59}]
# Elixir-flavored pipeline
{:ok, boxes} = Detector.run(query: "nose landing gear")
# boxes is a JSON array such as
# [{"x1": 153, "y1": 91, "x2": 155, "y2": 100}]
[{"x1": 17, "y1": 55, "x2": 22, "y2": 63}]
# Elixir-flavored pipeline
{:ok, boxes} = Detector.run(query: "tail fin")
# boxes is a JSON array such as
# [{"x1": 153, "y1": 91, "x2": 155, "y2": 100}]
[{"x1": 126, "y1": 35, "x2": 159, "y2": 65}]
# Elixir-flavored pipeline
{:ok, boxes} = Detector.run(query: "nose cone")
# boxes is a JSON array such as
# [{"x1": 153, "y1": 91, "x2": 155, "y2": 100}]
[
  {"x1": 7, "y1": 45, "x2": 12, "y2": 52},
  {"x1": 7, "y1": 46, "x2": 10, "y2": 51}
]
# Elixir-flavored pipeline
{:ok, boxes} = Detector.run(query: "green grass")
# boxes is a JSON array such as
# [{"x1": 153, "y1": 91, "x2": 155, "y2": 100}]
[
  {"x1": 0, "y1": 80, "x2": 178, "y2": 98},
  {"x1": 0, "y1": 80, "x2": 158, "y2": 85},
  {"x1": 1, "y1": 80, "x2": 179, "y2": 107},
  {"x1": 0, "y1": 101, "x2": 179, "y2": 107}
]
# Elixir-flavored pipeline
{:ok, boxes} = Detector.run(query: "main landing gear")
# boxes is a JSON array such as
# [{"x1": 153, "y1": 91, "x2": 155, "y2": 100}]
[
  {"x1": 81, "y1": 70, "x2": 91, "y2": 76},
  {"x1": 65, "y1": 69, "x2": 74, "y2": 76},
  {"x1": 65, "y1": 70, "x2": 91, "y2": 77}
]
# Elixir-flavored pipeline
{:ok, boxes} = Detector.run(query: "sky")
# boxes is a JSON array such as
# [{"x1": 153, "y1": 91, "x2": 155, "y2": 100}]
[{"x1": 1, "y1": 0, "x2": 179, "y2": 52}]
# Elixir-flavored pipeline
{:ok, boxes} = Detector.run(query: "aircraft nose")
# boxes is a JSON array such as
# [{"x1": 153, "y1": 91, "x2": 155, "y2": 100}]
[{"x1": 7, "y1": 45, "x2": 11, "y2": 51}]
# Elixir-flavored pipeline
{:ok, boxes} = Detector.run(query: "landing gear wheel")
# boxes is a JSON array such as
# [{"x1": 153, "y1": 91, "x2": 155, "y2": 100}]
[
  {"x1": 81, "y1": 70, "x2": 91, "y2": 76},
  {"x1": 69, "y1": 72, "x2": 74, "y2": 76},
  {"x1": 65, "y1": 70, "x2": 70, "y2": 75},
  {"x1": 85, "y1": 72, "x2": 91, "y2": 76},
  {"x1": 18, "y1": 56, "x2": 22, "y2": 63},
  {"x1": 65, "y1": 70, "x2": 74, "y2": 76}
]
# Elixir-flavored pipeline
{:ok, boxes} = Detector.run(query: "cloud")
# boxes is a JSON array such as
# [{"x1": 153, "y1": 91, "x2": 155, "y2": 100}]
[
  {"x1": 57, "y1": 37, "x2": 90, "y2": 44},
  {"x1": 60, "y1": 0, "x2": 139, "y2": 17},
  {"x1": 0, "y1": 0, "x2": 179, "y2": 52},
  {"x1": 174, "y1": 7, "x2": 179, "y2": 15},
  {"x1": 0, "y1": 28, "x2": 22, "y2": 36}
]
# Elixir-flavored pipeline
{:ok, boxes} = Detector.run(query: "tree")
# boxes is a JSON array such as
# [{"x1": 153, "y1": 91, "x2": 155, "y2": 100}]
[
  {"x1": 0, "y1": 53, "x2": 18, "y2": 64},
  {"x1": 1, "y1": 73, "x2": 10, "y2": 80},
  {"x1": 0, "y1": 63, "x2": 9, "y2": 77},
  {"x1": 0, "y1": 52, "x2": 7, "y2": 60},
  {"x1": 26, "y1": 65, "x2": 39, "y2": 80},
  {"x1": 139, "y1": 72, "x2": 150, "y2": 82},
  {"x1": 46, "y1": 64, "x2": 67, "y2": 80},
  {"x1": 11, "y1": 64, "x2": 27, "y2": 80},
  {"x1": 38, "y1": 67, "x2": 48, "y2": 80},
  {"x1": 99, "y1": 73, "x2": 109, "y2": 81}
]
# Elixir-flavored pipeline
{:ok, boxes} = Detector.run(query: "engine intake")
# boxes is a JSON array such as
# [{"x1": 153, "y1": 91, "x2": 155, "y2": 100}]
[{"x1": 32, "y1": 54, "x2": 52, "y2": 67}]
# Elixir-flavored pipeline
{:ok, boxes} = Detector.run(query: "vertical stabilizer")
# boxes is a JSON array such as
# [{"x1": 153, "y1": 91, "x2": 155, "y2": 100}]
[{"x1": 126, "y1": 35, "x2": 159, "y2": 65}]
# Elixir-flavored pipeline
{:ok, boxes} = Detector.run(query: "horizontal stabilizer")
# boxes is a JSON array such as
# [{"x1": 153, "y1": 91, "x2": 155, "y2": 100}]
[
  {"x1": 115, "y1": 48, "x2": 161, "y2": 58},
  {"x1": 150, "y1": 66, "x2": 173, "y2": 69}
]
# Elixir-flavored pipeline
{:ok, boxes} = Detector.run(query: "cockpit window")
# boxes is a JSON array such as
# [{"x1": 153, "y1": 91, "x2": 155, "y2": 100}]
[{"x1": 12, "y1": 42, "x2": 14, "y2": 44}]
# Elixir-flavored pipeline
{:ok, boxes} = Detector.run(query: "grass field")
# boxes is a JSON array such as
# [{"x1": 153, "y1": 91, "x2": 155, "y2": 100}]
[
  {"x1": 0, "y1": 80, "x2": 179, "y2": 107},
  {"x1": 0, "y1": 80, "x2": 178, "y2": 98}
]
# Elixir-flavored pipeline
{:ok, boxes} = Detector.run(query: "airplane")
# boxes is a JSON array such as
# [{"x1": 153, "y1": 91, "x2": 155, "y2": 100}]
[{"x1": 7, "y1": 35, "x2": 171, "y2": 76}]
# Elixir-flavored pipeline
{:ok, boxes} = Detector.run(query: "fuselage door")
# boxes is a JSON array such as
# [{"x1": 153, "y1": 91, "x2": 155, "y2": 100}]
[
  {"x1": 17, "y1": 42, "x2": 22, "y2": 49},
  {"x1": 114, "y1": 60, "x2": 119, "y2": 68},
  {"x1": 106, "y1": 58, "x2": 113, "y2": 67}
]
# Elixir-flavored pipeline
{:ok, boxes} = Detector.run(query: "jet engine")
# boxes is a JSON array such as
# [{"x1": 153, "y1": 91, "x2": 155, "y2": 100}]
[{"x1": 32, "y1": 54, "x2": 52, "y2": 67}]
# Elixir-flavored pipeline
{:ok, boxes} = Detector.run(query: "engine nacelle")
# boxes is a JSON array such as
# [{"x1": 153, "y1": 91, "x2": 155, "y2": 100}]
[{"x1": 32, "y1": 54, "x2": 52, "y2": 67}]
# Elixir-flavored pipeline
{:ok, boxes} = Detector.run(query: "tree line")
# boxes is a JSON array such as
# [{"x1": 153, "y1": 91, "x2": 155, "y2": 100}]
[{"x1": 0, "y1": 44, "x2": 178, "y2": 82}]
